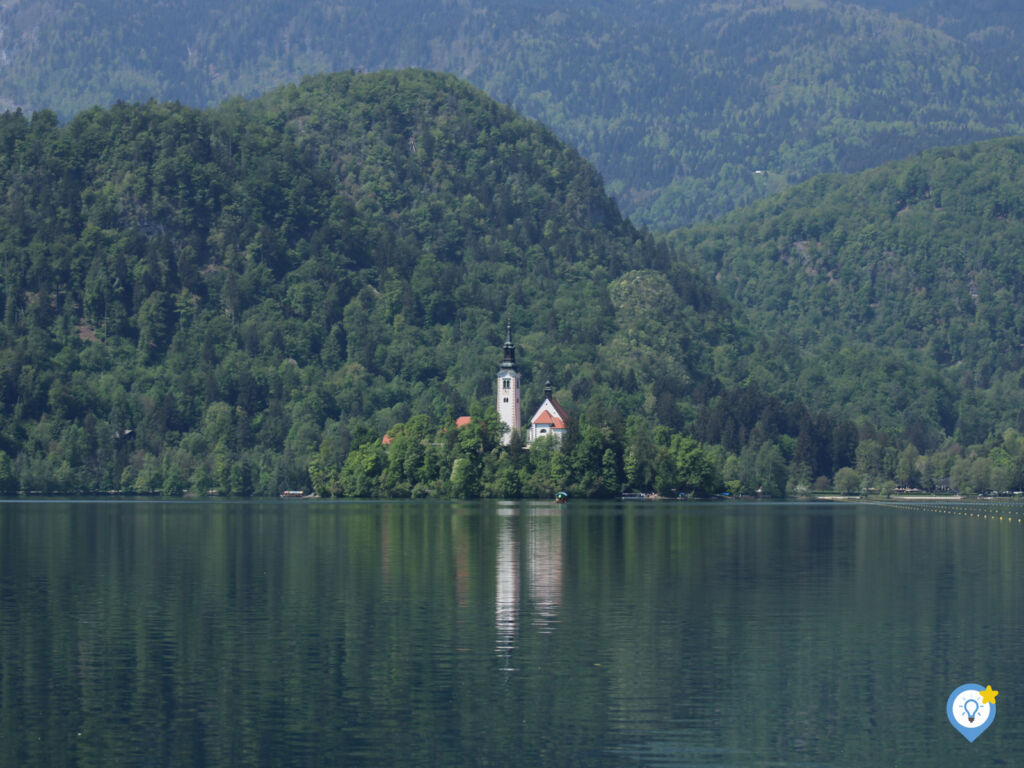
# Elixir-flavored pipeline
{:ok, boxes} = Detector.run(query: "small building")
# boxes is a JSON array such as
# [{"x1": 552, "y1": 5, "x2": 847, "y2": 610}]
[
  {"x1": 526, "y1": 382, "x2": 568, "y2": 444},
  {"x1": 495, "y1": 322, "x2": 569, "y2": 446}
]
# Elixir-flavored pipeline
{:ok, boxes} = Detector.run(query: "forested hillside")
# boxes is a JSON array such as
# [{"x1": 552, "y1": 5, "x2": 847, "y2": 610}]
[
  {"x1": 859, "y1": 0, "x2": 1020, "y2": 46},
  {"x1": 671, "y1": 136, "x2": 1024, "y2": 492},
  {"x1": 0, "y1": 69, "x2": 769, "y2": 497},
  {"x1": 2, "y1": 0, "x2": 1023, "y2": 229},
  {"x1": 6, "y1": 67, "x2": 1024, "y2": 499}
]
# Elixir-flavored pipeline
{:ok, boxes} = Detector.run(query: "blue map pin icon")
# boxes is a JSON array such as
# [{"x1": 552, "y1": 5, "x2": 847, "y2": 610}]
[{"x1": 947, "y1": 684, "x2": 996, "y2": 742}]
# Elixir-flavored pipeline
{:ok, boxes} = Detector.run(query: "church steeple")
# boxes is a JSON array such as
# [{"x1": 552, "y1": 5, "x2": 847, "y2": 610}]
[
  {"x1": 500, "y1": 319, "x2": 517, "y2": 370},
  {"x1": 497, "y1": 319, "x2": 521, "y2": 445}
]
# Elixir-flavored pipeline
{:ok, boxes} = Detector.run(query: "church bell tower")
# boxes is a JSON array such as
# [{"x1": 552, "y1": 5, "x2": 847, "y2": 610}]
[{"x1": 497, "y1": 320, "x2": 521, "y2": 445}]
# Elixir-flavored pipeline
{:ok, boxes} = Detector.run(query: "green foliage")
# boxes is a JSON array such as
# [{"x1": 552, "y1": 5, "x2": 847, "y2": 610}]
[
  {"x1": 339, "y1": 442, "x2": 385, "y2": 498},
  {"x1": 834, "y1": 467, "x2": 861, "y2": 496},
  {"x1": 4, "y1": 2, "x2": 1024, "y2": 229},
  {"x1": 316, "y1": 410, "x2": 726, "y2": 500},
  {"x1": 670, "y1": 436, "x2": 716, "y2": 497},
  {"x1": 754, "y1": 443, "x2": 788, "y2": 499},
  {"x1": 0, "y1": 71, "x2": 738, "y2": 496},
  {"x1": 5, "y1": 66, "x2": 1022, "y2": 499},
  {"x1": 0, "y1": 451, "x2": 17, "y2": 494},
  {"x1": 674, "y1": 137, "x2": 1024, "y2": 459}
]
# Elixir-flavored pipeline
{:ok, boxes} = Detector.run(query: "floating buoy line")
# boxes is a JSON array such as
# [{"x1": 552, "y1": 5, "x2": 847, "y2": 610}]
[{"x1": 858, "y1": 498, "x2": 1024, "y2": 523}]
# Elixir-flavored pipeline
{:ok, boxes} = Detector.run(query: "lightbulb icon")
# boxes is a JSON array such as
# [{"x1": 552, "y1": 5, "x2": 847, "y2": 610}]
[
  {"x1": 964, "y1": 698, "x2": 979, "y2": 723},
  {"x1": 947, "y1": 683, "x2": 998, "y2": 742}
]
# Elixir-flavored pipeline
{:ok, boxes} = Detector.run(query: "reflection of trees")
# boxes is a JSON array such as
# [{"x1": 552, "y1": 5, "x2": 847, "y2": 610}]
[
  {"x1": 525, "y1": 509, "x2": 563, "y2": 633},
  {"x1": 3, "y1": 502, "x2": 1024, "y2": 766}
]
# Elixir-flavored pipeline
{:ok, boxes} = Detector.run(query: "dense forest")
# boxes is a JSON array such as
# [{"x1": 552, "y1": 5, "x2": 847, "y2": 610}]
[
  {"x1": 2, "y1": 0, "x2": 1024, "y2": 228},
  {"x1": 670, "y1": 136, "x2": 1024, "y2": 495},
  {"x1": 0, "y1": 69, "x2": 749, "y2": 498},
  {"x1": 3, "y1": 69, "x2": 1024, "y2": 498},
  {"x1": 671, "y1": 138, "x2": 1024, "y2": 431}
]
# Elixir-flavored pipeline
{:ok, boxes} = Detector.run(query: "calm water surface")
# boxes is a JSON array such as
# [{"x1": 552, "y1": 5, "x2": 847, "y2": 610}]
[{"x1": 1, "y1": 499, "x2": 1023, "y2": 767}]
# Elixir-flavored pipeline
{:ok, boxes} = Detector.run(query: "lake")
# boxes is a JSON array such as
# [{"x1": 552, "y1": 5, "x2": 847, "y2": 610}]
[{"x1": 0, "y1": 498, "x2": 1022, "y2": 767}]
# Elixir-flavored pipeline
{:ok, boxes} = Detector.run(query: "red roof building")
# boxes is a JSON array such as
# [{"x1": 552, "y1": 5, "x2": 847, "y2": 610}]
[{"x1": 526, "y1": 382, "x2": 569, "y2": 444}]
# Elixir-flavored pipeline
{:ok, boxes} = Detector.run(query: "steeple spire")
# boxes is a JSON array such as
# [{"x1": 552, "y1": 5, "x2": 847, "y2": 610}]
[
  {"x1": 497, "y1": 317, "x2": 522, "y2": 445},
  {"x1": 500, "y1": 318, "x2": 517, "y2": 370}
]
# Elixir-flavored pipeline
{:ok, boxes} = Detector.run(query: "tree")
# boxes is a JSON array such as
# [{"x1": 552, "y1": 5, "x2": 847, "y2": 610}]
[
  {"x1": 834, "y1": 466, "x2": 860, "y2": 495},
  {"x1": 570, "y1": 424, "x2": 606, "y2": 497},
  {"x1": 670, "y1": 435, "x2": 716, "y2": 496},
  {"x1": 340, "y1": 441, "x2": 385, "y2": 497},
  {"x1": 450, "y1": 457, "x2": 479, "y2": 499},
  {"x1": 895, "y1": 445, "x2": 921, "y2": 488},
  {"x1": 755, "y1": 441, "x2": 787, "y2": 498},
  {"x1": 601, "y1": 449, "x2": 620, "y2": 497},
  {"x1": 136, "y1": 291, "x2": 172, "y2": 363},
  {"x1": 0, "y1": 451, "x2": 17, "y2": 494}
]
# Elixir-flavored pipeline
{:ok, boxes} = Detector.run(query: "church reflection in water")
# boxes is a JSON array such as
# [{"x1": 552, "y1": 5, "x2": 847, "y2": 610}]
[{"x1": 495, "y1": 503, "x2": 564, "y2": 667}]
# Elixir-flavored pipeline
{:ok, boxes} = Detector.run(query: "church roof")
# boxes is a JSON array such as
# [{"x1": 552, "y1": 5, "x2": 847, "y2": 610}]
[
  {"x1": 529, "y1": 395, "x2": 568, "y2": 430},
  {"x1": 532, "y1": 408, "x2": 565, "y2": 429}
]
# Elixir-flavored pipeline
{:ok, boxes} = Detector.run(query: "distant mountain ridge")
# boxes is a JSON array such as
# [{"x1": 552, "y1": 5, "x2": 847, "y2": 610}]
[{"x1": 3, "y1": 0, "x2": 1024, "y2": 228}]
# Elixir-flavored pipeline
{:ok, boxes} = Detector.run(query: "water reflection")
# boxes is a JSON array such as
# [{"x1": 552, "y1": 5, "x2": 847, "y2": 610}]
[
  {"x1": 3, "y1": 500, "x2": 1024, "y2": 767},
  {"x1": 525, "y1": 509, "x2": 562, "y2": 633},
  {"x1": 494, "y1": 503, "x2": 565, "y2": 664},
  {"x1": 495, "y1": 514, "x2": 520, "y2": 667}
]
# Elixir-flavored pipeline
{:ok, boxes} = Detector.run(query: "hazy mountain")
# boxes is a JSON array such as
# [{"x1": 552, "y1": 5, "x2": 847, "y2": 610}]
[{"x1": 2, "y1": 1, "x2": 1024, "y2": 229}]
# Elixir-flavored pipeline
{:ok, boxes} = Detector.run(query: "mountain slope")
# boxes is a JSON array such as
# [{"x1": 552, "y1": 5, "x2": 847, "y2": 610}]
[
  {"x1": 2, "y1": 1, "x2": 1024, "y2": 228},
  {"x1": 5, "y1": 69, "x2": 1024, "y2": 496},
  {"x1": 671, "y1": 136, "x2": 1024, "y2": 445}
]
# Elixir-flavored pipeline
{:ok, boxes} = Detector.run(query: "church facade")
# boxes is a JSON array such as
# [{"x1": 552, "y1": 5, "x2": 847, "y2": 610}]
[
  {"x1": 525, "y1": 382, "x2": 567, "y2": 443},
  {"x1": 497, "y1": 324, "x2": 568, "y2": 446}
]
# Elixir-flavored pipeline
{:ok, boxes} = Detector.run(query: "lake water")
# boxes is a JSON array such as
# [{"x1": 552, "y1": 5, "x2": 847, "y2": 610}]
[{"x1": 1, "y1": 498, "x2": 1023, "y2": 767}]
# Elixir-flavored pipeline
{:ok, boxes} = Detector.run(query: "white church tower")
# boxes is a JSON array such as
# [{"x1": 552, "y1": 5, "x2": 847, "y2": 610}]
[{"x1": 497, "y1": 320, "x2": 521, "y2": 445}]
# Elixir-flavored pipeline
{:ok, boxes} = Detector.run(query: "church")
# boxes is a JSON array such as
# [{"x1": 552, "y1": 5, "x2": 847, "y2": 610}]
[{"x1": 497, "y1": 323, "x2": 568, "y2": 446}]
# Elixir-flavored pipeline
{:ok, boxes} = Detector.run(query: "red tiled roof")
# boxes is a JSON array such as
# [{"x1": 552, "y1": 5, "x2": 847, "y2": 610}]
[
  {"x1": 381, "y1": 434, "x2": 393, "y2": 445},
  {"x1": 455, "y1": 416, "x2": 472, "y2": 428},
  {"x1": 532, "y1": 409, "x2": 565, "y2": 430},
  {"x1": 548, "y1": 396, "x2": 568, "y2": 424}
]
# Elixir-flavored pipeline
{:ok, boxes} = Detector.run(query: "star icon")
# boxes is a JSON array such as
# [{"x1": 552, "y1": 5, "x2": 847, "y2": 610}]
[{"x1": 980, "y1": 685, "x2": 999, "y2": 705}]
